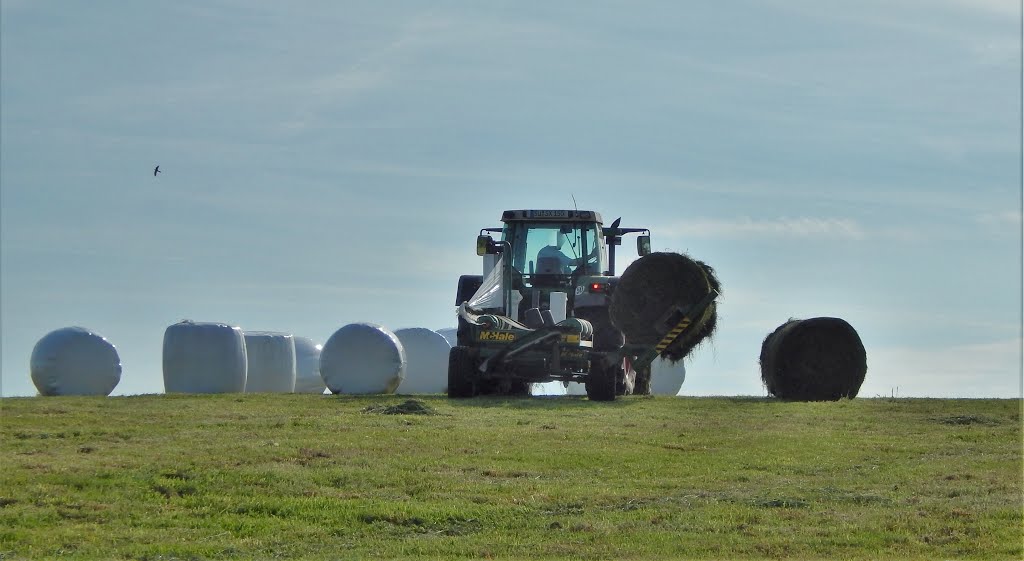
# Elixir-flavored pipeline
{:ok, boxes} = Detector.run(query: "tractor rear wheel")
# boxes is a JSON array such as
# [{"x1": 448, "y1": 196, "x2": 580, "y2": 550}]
[
  {"x1": 585, "y1": 356, "x2": 617, "y2": 402},
  {"x1": 447, "y1": 346, "x2": 477, "y2": 398}
]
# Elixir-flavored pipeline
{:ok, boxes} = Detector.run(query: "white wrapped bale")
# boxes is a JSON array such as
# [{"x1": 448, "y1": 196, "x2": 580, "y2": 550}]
[
  {"x1": 243, "y1": 332, "x2": 296, "y2": 393},
  {"x1": 163, "y1": 321, "x2": 247, "y2": 394},
  {"x1": 650, "y1": 357, "x2": 687, "y2": 396},
  {"x1": 30, "y1": 327, "x2": 121, "y2": 396},
  {"x1": 435, "y1": 327, "x2": 458, "y2": 348},
  {"x1": 564, "y1": 382, "x2": 587, "y2": 395},
  {"x1": 394, "y1": 327, "x2": 450, "y2": 394},
  {"x1": 293, "y1": 336, "x2": 326, "y2": 394},
  {"x1": 531, "y1": 382, "x2": 567, "y2": 396},
  {"x1": 320, "y1": 323, "x2": 405, "y2": 395}
]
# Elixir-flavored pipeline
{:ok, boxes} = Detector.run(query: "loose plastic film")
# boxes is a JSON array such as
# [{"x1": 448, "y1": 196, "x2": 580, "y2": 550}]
[
  {"x1": 466, "y1": 256, "x2": 506, "y2": 311},
  {"x1": 243, "y1": 331, "x2": 297, "y2": 393},
  {"x1": 394, "y1": 327, "x2": 451, "y2": 394},
  {"x1": 163, "y1": 321, "x2": 247, "y2": 394},
  {"x1": 320, "y1": 323, "x2": 406, "y2": 395},
  {"x1": 292, "y1": 336, "x2": 326, "y2": 394},
  {"x1": 30, "y1": 326, "x2": 122, "y2": 396}
]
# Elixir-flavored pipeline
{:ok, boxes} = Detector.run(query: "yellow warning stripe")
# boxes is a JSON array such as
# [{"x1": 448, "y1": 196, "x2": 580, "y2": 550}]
[{"x1": 655, "y1": 317, "x2": 692, "y2": 353}]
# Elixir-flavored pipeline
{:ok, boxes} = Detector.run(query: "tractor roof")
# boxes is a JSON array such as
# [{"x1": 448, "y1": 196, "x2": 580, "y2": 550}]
[{"x1": 500, "y1": 209, "x2": 603, "y2": 224}]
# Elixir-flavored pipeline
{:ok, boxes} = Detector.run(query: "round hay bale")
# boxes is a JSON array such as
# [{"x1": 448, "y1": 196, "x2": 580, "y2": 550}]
[
  {"x1": 243, "y1": 331, "x2": 296, "y2": 393},
  {"x1": 292, "y1": 337, "x2": 326, "y2": 394},
  {"x1": 30, "y1": 327, "x2": 122, "y2": 396},
  {"x1": 759, "y1": 317, "x2": 867, "y2": 401},
  {"x1": 320, "y1": 323, "x2": 405, "y2": 395},
  {"x1": 609, "y1": 252, "x2": 720, "y2": 362},
  {"x1": 394, "y1": 327, "x2": 450, "y2": 394},
  {"x1": 163, "y1": 321, "x2": 247, "y2": 393}
]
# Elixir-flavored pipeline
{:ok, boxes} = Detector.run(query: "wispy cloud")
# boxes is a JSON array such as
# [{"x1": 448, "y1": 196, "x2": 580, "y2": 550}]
[
  {"x1": 657, "y1": 217, "x2": 867, "y2": 240},
  {"x1": 942, "y1": 0, "x2": 1021, "y2": 17},
  {"x1": 976, "y1": 210, "x2": 1023, "y2": 229}
]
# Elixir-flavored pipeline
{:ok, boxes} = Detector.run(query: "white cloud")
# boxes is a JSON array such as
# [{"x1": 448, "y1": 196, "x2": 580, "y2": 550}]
[{"x1": 657, "y1": 217, "x2": 867, "y2": 240}]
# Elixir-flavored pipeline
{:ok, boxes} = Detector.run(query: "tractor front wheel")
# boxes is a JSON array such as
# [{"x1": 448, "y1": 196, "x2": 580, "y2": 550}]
[
  {"x1": 447, "y1": 346, "x2": 477, "y2": 398},
  {"x1": 585, "y1": 356, "x2": 617, "y2": 402}
]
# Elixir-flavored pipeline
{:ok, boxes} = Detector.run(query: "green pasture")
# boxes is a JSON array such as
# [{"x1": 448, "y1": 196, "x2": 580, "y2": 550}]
[{"x1": 1, "y1": 394, "x2": 1020, "y2": 560}]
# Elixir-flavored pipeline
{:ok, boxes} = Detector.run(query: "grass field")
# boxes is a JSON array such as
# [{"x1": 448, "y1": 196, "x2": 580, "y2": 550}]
[{"x1": 1, "y1": 394, "x2": 1020, "y2": 560}]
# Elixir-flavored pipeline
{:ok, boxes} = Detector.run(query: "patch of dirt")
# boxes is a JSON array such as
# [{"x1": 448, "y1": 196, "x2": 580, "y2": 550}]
[{"x1": 362, "y1": 399, "x2": 437, "y2": 416}]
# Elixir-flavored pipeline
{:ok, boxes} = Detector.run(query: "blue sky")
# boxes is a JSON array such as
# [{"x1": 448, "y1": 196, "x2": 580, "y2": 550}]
[{"x1": 2, "y1": 1, "x2": 1020, "y2": 398}]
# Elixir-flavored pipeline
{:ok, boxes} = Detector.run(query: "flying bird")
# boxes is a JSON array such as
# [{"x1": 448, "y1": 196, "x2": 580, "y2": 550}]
[{"x1": 153, "y1": 165, "x2": 161, "y2": 176}]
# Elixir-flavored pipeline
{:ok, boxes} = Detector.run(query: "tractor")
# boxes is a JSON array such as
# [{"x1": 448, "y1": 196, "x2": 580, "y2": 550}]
[{"x1": 449, "y1": 209, "x2": 716, "y2": 401}]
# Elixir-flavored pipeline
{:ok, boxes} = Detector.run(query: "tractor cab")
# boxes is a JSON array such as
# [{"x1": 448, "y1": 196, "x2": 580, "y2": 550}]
[
  {"x1": 473, "y1": 210, "x2": 608, "y2": 322},
  {"x1": 502, "y1": 211, "x2": 606, "y2": 289},
  {"x1": 471, "y1": 209, "x2": 651, "y2": 323}
]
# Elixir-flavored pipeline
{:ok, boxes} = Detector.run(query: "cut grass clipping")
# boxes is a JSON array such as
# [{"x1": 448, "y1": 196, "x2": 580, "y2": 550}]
[
  {"x1": 609, "y1": 251, "x2": 721, "y2": 362},
  {"x1": 760, "y1": 317, "x2": 868, "y2": 400}
]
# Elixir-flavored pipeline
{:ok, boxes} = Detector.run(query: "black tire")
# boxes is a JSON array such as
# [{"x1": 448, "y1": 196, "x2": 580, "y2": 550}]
[
  {"x1": 585, "y1": 356, "x2": 617, "y2": 402},
  {"x1": 448, "y1": 346, "x2": 477, "y2": 398},
  {"x1": 507, "y1": 380, "x2": 531, "y2": 396}
]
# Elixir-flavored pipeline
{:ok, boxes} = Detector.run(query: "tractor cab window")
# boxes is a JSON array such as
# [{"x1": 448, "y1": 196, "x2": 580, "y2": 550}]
[{"x1": 503, "y1": 221, "x2": 606, "y2": 285}]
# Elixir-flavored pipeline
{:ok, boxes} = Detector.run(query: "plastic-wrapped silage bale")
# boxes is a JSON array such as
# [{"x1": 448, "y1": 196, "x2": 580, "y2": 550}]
[
  {"x1": 30, "y1": 327, "x2": 122, "y2": 396},
  {"x1": 163, "y1": 321, "x2": 247, "y2": 394},
  {"x1": 293, "y1": 336, "x2": 326, "y2": 394},
  {"x1": 243, "y1": 331, "x2": 296, "y2": 393},
  {"x1": 394, "y1": 327, "x2": 450, "y2": 394},
  {"x1": 531, "y1": 382, "x2": 568, "y2": 396},
  {"x1": 320, "y1": 323, "x2": 405, "y2": 395},
  {"x1": 650, "y1": 357, "x2": 686, "y2": 396},
  {"x1": 564, "y1": 382, "x2": 587, "y2": 396},
  {"x1": 435, "y1": 327, "x2": 458, "y2": 348}
]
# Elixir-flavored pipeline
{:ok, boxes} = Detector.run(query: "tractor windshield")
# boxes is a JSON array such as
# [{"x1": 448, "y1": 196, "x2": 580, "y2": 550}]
[{"x1": 502, "y1": 221, "x2": 606, "y2": 283}]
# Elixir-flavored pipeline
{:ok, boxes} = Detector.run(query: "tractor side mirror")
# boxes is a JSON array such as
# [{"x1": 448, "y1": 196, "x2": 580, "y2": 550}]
[
  {"x1": 637, "y1": 235, "x2": 651, "y2": 256},
  {"x1": 476, "y1": 235, "x2": 497, "y2": 256}
]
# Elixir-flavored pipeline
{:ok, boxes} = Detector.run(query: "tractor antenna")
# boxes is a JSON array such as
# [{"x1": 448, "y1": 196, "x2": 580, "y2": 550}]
[{"x1": 565, "y1": 194, "x2": 581, "y2": 259}]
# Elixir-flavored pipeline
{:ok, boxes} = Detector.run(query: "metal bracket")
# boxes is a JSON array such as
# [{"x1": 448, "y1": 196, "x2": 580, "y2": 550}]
[{"x1": 632, "y1": 289, "x2": 719, "y2": 371}]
